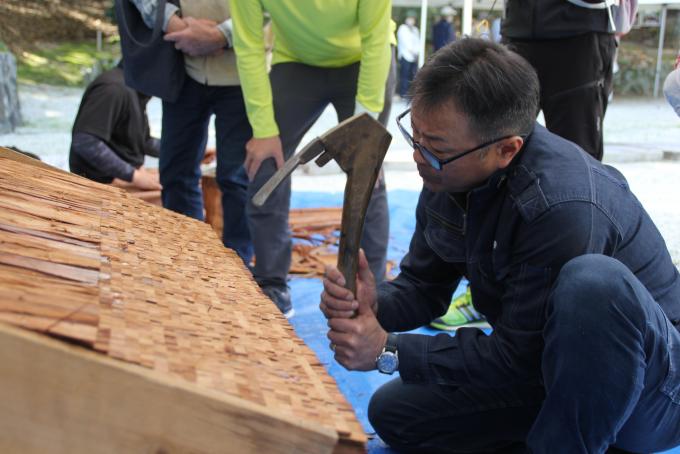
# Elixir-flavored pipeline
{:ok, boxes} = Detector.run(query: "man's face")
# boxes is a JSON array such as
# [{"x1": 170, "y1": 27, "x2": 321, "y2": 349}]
[{"x1": 410, "y1": 104, "x2": 506, "y2": 193}]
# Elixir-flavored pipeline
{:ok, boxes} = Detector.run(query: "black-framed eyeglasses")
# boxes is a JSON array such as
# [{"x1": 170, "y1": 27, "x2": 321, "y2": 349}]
[{"x1": 396, "y1": 108, "x2": 514, "y2": 171}]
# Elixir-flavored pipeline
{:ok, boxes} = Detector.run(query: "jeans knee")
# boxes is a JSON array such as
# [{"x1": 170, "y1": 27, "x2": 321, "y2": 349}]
[
  {"x1": 559, "y1": 254, "x2": 624, "y2": 281},
  {"x1": 368, "y1": 381, "x2": 411, "y2": 448},
  {"x1": 368, "y1": 385, "x2": 390, "y2": 438},
  {"x1": 159, "y1": 171, "x2": 200, "y2": 190},
  {"x1": 549, "y1": 254, "x2": 631, "y2": 325}
]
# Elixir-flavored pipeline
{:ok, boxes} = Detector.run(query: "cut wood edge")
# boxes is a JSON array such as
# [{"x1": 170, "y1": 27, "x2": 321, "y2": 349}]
[{"x1": 0, "y1": 322, "x2": 340, "y2": 454}]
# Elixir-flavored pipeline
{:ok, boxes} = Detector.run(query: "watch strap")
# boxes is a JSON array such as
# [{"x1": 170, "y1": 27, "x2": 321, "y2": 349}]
[{"x1": 385, "y1": 333, "x2": 398, "y2": 354}]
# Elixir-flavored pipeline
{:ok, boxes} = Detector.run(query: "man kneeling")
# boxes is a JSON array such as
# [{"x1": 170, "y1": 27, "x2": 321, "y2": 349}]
[{"x1": 321, "y1": 39, "x2": 680, "y2": 453}]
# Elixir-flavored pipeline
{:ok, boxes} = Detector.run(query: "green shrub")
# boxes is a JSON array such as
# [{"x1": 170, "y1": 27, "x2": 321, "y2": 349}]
[
  {"x1": 614, "y1": 44, "x2": 676, "y2": 96},
  {"x1": 17, "y1": 40, "x2": 120, "y2": 86}
]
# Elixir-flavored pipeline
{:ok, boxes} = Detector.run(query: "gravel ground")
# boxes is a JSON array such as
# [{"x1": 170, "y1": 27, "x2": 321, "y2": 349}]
[{"x1": 3, "y1": 84, "x2": 680, "y2": 265}]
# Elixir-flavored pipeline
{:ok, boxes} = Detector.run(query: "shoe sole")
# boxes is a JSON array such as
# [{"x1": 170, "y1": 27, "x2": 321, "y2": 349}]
[{"x1": 429, "y1": 322, "x2": 457, "y2": 331}]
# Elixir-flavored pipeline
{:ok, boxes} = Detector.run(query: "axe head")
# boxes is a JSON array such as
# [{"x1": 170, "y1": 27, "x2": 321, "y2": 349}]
[
  {"x1": 315, "y1": 113, "x2": 392, "y2": 172},
  {"x1": 251, "y1": 113, "x2": 391, "y2": 207}
]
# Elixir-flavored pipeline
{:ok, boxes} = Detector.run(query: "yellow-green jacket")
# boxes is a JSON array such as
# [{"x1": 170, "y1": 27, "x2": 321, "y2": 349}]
[{"x1": 231, "y1": 0, "x2": 392, "y2": 138}]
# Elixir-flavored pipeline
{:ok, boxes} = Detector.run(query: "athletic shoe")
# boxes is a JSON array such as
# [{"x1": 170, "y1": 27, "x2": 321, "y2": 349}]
[
  {"x1": 430, "y1": 287, "x2": 484, "y2": 330},
  {"x1": 261, "y1": 285, "x2": 295, "y2": 319}
]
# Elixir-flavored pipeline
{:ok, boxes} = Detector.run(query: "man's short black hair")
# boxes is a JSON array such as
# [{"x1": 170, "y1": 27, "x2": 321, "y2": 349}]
[{"x1": 410, "y1": 38, "x2": 539, "y2": 142}]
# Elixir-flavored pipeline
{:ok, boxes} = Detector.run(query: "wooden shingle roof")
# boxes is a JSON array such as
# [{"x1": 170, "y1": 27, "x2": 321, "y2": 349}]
[{"x1": 0, "y1": 147, "x2": 365, "y2": 453}]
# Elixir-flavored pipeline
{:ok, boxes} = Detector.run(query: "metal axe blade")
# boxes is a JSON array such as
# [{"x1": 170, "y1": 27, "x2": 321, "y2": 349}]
[{"x1": 251, "y1": 137, "x2": 325, "y2": 207}]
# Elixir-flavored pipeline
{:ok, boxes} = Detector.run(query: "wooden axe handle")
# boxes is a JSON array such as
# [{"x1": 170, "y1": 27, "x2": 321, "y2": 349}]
[{"x1": 337, "y1": 133, "x2": 391, "y2": 296}]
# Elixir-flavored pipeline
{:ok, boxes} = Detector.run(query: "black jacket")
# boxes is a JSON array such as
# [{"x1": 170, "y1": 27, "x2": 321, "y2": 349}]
[
  {"x1": 501, "y1": 0, "x2": 611, "y2": 39},
  {"x1": 70, "y1": 67, "x2": 155, "y2": 182},
  {"x1": 376, "y1": 124, "x2": 680, "y2": 387}
]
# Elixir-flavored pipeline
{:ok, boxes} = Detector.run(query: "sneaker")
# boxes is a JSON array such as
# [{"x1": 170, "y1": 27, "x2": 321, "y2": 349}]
[
  {"x1": 261, "y1": 285, "x2": 295, "y2": 319},
  {"x1": 430, "y1": 287, "x2": 484, "y2": 330}
]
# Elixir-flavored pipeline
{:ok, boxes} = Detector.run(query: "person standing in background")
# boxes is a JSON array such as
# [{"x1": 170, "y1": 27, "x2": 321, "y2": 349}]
[
  {"x1": 231, "y1": 0, "x2": 392, "y2": 318},
  {"x1": 433, "y1": 6, "x2": 456, "y2": 52},
  {"x1": 129, "y1": 0, "x2": 254, "y2": 265},
  {"x1": 502, "y1": 0, "x2": 616, "y2": 161},
  {"x1": 397, "y1": 10, "x2": 420, "y2": 98}
]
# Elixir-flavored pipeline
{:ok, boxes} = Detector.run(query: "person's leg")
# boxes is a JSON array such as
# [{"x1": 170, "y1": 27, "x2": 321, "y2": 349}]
[
  {"x1": 377, "y1": 45, "x2": 398, "y2": 126},
  {"x1": 360, "y1": 178, "x2": 389, "y2": 283},
  {"x1": 329, "y1": 63, "x2": 391, "y2": 283},
  {"x1": 508, "y1": 33, "x2": 615, "y2": 161},
  {"x1": 398, "y1": 57, "x2": 412, "y2": 97},
  {"x1": 368, "y1": 377, "x2": 544, "y2": 453},
  {"x1": 160, "y1": 78, "x2": 211, "y2": 219},
  {"x1": 528, "y1": 254, "x2": 680, "y2": 453},
  {"x1": 371, "y1": 46, "x2": 397, "y2": 282},
  {"x1": 407, "y1": 59, "x2": 418, "y2": 95},
  {"x1": 211, "y1": 85, "x2": 253, "y2": 265},
  {"x1": 247, "y1": 63, "x2": 330, "y2": 308}
]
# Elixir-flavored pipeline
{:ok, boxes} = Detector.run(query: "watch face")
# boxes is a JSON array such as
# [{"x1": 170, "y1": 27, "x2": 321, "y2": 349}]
[{"x1": 377, "y1": 351, "x2": 399, "y2": 374}]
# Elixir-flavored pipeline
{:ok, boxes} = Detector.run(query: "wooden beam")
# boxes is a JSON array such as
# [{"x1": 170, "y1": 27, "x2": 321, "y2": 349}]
[{"x1": 0, "y1": 323, "x2": 338, "y2": 454}]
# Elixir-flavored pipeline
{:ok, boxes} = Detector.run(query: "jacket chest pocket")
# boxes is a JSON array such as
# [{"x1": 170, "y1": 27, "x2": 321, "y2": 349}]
[{"x1": 424, "y1": 208, "x2": 466, "y2": 263}]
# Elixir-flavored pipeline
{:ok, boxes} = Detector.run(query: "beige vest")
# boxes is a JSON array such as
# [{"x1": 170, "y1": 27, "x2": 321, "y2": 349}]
[{"x1": 180, "y1": 0, "x2": 239, "y2": 86}]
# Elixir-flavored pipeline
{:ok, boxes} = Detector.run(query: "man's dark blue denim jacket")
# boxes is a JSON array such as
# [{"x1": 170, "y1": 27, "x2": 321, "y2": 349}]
[{"x1": 377, "y1": 123, "x2": 680, "y2": 387}]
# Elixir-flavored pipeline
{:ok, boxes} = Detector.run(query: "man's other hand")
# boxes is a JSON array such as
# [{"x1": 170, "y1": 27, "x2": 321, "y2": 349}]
[
  {"x1": 164, "y1": 17, "x2": 226, "y2": 57},
  {"x1": 132, "y1": 166, "x2": 162, "y2": 191},
  {"x1": 326, "y1": 272, "x2": 387, "y2": 371},
  {"x1": 244, "y1": 135, "x2": 284, "y2": 181},
  {"x1": 321, "y1": 265, "x2": 357, "y2": 319},
  {"x1": 320, "y1": 249, "x2": 377, "y2": 320}
]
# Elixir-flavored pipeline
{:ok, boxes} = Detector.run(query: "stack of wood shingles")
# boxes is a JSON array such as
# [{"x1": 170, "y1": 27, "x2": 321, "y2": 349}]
[{"x1": 0, "y1": 148, "x2": 365, "y2": 453}]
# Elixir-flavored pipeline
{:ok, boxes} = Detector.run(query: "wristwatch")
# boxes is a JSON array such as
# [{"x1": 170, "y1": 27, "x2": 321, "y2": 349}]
[{"x1": 376, "y1": 333, "x2": 399, "y2": 375}]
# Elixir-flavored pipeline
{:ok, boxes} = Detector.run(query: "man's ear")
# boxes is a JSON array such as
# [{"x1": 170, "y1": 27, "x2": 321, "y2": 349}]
[{"x1": 495, "y1": 136, "x2": 524, "y2": 169}]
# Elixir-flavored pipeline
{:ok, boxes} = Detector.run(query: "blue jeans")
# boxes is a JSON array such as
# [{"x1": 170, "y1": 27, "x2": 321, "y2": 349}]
[
  {"x1": 160, "y1": 77, "x2": 253, "y2": 263},
  {"x1": 369, "y1": 255, "x2": 680, "y2": 453}
]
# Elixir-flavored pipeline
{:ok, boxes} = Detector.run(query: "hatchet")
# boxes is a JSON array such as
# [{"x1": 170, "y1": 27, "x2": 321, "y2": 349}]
[{"x1": 252, "y1": 113, "x2": 392, "y2": 295}]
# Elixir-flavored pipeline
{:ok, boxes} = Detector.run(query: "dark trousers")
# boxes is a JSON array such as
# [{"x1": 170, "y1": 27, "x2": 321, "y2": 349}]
[
  {"x1": 507, "y1": 33, "x2": 616, "y2": 161},
  {"x1": 398, "y1": 57, "x2": 418, "y2": 98},
  {"x1": 160, "y1": 77, "x2": 253, "y2": 263},
  {"x1": 369, "y1": 255, "x2": 680, "y2": 453},
  {"x1": 247, "y1": 59, "x2": 396, "y2": 288}
]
